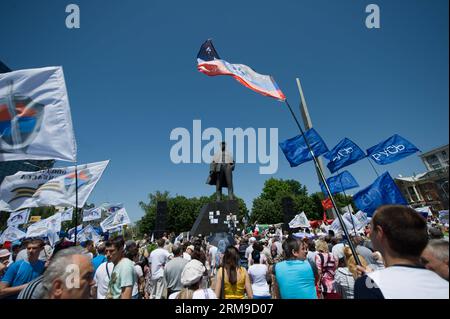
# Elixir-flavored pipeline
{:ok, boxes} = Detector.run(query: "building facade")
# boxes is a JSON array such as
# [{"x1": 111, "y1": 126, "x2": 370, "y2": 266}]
[{"x1": 395, "y1": 144, "x2": 449, "y2": 212}]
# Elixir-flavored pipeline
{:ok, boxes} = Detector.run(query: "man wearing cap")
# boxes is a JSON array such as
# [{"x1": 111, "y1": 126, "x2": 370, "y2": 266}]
[
  {"x1": 0, "y1": 249, "x2": 11, "y2": 281},
  {"x1": 0, "y1": 239, "x2": 45, "y2": 299},
  {"x1": 183, "y1": 245, "x2": 195, "y2": 261},
  {"x1": 168, "y1": 259, "x2": 217, "y2": 299}
]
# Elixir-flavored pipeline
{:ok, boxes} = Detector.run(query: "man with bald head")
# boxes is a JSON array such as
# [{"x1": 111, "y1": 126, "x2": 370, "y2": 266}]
[{"x1": 42, "y1": 247, "x2": 95, "y2": 299}]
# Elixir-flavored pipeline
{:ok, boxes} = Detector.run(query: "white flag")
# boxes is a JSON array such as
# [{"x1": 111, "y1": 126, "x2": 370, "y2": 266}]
[
  {"x1": 0, "y1": 160, "x2": 109, "y2": 211},
  {"x1": 26, "y1": 212, "x2": 62, "y2": 238},
  {"x1": 7, "y1": 209, "x2": 30, "y2": 227},
  {"x1": 77, "y1": 225, "x2": 101, "y2": 244},
  {"x1": 330, "y1": 217, "x2": 354, "y2": 235},
  {"x1": 289, "y1": 212, "x2": 310, "y2": 229},
  {"x1": 0, "y1": 226, "x2": 26, "y2": 243},
  {"x1": 100, "y1": 207, "x2": 130, "y2": 232},
  {"x1": 354, "y1": 211, "x2": 369, "y2": 230},
  {"x1": 340, "y1": 205, "x2": 354, "y2": 215},
  {"x1": 82, "y1": 207, "x2": 102, "y2": 222},
  {"x1": 60, "y1": 207, "x2": 74, "y2": 222},
  {"x1": 68, "y1": 224, "x2": 83, "y2": 239},
  {"x1": 0, "y1": 66, "x2": 76, "y2": 162}
]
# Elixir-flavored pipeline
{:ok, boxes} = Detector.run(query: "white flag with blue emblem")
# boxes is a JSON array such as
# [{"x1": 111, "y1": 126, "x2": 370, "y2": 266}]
[
  {"x1": 0, "y1": 160, "x2": 109, "y2": 211},
  {"x1": 100, "y1": 207, "x2": 130, "y2": 232},
  {"x1": 288, "y1": 212, "x2": 310, "y2": 229},
  {"x1": 60, "y1": 207, "x2": 74, "y2": 222},
  {"x1": 0, "y1": 226, "x2": 26, "y2": 244},
  {"x1": 7, "y1": 209, "x2": 30, "y2": 227},
  {"x1": 82, "y1": 207, "x2": 102, "y2": 222},
  {"x1": 0, "y1": 66, "x2": 77, "y2": 162},
  {"x1": 26, "y1": 212, "x2": 62, "y2": 238},
  {"x1": 77, "y1": 225, "x2": 101, "y2": 244}
]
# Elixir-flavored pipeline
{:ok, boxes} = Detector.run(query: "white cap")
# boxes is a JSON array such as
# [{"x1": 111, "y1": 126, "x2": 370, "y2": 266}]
[{"x1": 181, "y1": 260, "x2": 205, "y2": 286}]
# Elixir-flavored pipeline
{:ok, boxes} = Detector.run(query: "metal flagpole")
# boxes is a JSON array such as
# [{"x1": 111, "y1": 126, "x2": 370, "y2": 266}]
[
  {"x1": 367, "y1": 158, "x2": 380, "y2": 177},
  {"x1": 284, "y1": 99, "x2": 362, "y2": 266},
  {"x1": 74, "y1": 165, "x2": 79, "y2": 244},
  {"x1": 336, "y1": 170, "x2": 358, "y2": 236}
]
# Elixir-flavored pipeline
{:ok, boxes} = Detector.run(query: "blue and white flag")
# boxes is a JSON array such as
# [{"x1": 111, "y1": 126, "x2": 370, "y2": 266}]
[
  {"x1": 60, "y1": 207, "x2": 73, "y2": 222},
  {"x1": 353, "y1": 172, "x2": 408, "y2": 216},
  {"x1": 82, "y1": 207, "x2": 102, "y2": 222},
  {"x1": 366, "y1": 134, "x2": 419, "y2": 165},
  {"x1": 438, "y1": 210, "x2": 448, "y2": 225},
  {"x1": 0, "y1": 67, "x2": 77, "y2": 162},
  {"x1": 68, "y1": 224, "x2": 83, "y2": 239},
  {"x1": 0, "y1": 226, "x2": 26, "y2": 244},
  {"x1": 279, "y1": 128, "x2": 329, "y2": 167},
  {"x1": 7, "y1": 209, "x2": 30, "y2": 227},
  {"x1": 325, "y1": 138, "x2": 366, "y2": 173},
  {"x1": 320, "y1": 170, "x2": 359, "y2": 196},
  {"x1": 77, "y1": 225, "x2": 101, "y2": 244},
  {"x1": 415, "y1": 206, "x2": 432, "y2": 219},
  {"x1": 100, "y1": 207, "x2": 130, "y2": 232},
  {"x1": 288, "y1": 212, "x2": 310, "y2": 229},
  {"x1": 99, "y1": 203, "x2": 123, "y2": 215},
  {"x1": 26, "y1": 212, "x2": 62, "y2": 238},
  {"x1": 354, "y1": 211, "x2": 369, "y2": 230}
]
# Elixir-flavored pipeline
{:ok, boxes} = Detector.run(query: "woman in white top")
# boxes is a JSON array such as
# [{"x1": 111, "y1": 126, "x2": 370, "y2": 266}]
[
  {"x1": 169, "y1": 259, "x2": 217, "y2": 299},
  {"x1": 247, "y1": 250, "x2": 271, "y2": 299}
]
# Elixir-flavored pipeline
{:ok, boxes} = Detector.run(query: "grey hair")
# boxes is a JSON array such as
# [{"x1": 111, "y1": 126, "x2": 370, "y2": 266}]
[
  {"x1": 426, "y1": 239, "x2": 449, "y2": 262},
  {"x1": 41, "y1": 246, "x2": 85, "y2": 297}
]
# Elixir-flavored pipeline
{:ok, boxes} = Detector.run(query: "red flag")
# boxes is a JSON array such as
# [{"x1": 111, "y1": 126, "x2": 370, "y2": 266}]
[{"x1": 321, "y1": 198, "x2": 333, "y2": 210}]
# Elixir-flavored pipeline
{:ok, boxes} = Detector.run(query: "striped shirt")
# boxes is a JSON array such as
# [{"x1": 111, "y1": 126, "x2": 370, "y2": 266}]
[{"x1": 17, "y1": 275, "x2": 45, "y2": 299}]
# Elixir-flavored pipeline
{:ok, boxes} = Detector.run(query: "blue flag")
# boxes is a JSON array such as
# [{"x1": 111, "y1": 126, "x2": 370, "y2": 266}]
[
  {"x1": 279, "y1": 128, "x2": 329, "y2": 167},
  {"x1": 320, "y1": 170, "x2": 359, "y2": 196},
  {"x1": 324, "y1": 138, "x2": 366, "y2": 173},
  {"x1": 366, "y1": 134, "x2": 419, "y2": 165},
  {"x1": 353, "y1": 172, "x2": 407, "y2": 216}
]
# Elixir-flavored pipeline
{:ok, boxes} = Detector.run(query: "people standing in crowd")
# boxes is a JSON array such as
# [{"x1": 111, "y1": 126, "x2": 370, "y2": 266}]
[
  {"x1": 421, "y1": 239, "x2": 449, "y2": 281},
  {"x1": 92, "y1": 242, "x2": 107, "y2": 273},
  {"x1": 105, "y1": 236, "x2": 135, "y2": 299},
  {"x1": 164, "y1": 245, "x2": 189, "y2": 297},
  {"x1": 248, "y1": 250, "x2": 271, "y2": 299},
  {"x1": 183, "y1": 244, "x2": 194, "y2": 261},
  {"x1": 169, "y1": 259, "x2": 217, "y2": 299},
  {"x1": 125, "y1": 240, "x2": 144, "y2": 299},
  {"x1": 272, "y1": 236, "x2": 317, "y2": 299},
  {"x1": 41, "y1": 247, "x2": 94, "y2": 299},
  {"x1": 0, "y1": 249, "x2": 11, "y2": 281},
  {"x1": 149, "y1": 238, "x2": 171, "y2": 299},
  {"x1": 215, "y1": 246, "x2": 253, "y2": 299},
  {"x1": 334, "y1": 247, "x2": 367, "y2": 299},
  {"x1": 315, "y1": 239, "x2": 339, "y2": 299},
  {"x1": 93, "y1": 259, "x2": 114, "y2": 299},
  {"x1": 0, "y1": 239, "x2": 45, "y2": 299},
  {"x1": 354, "y1": 205, "x2": 449, "y2": 299}
]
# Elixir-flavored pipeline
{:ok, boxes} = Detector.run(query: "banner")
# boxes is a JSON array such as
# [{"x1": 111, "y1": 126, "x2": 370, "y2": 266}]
[
  {"x1": 415, "y1": 206, "x2": 432, "y2": 218},
  {"x1": 99, "y1": 203, "x2": 123, "y2": 215},
  {"x1": 26, "y1": 212, "x2": 61, "y2": 238},
  {"x1": 77, "y1": 225, "x2": 101, "y2": 244},
  {"x1": 100, "y1": 207, "x2": 130, "y2": 232},
  {"x1": 320, "y1": 170, "x2": 359, "y2": 196},
  {"x1": 366, "y1": 134, "x2": 419, "y2": 165},
  {"x1": 288, "y1": 212, "x2": 310, "y2": 229},
  {"x1": 325, "y1": 138, "x2": 366, "y2": 173},
  {"x1": 353, "y1": 172, "x2": 408, "y2": 216},
  {"x1": 321, "y1": 198, "x2": 333, "y2": 210},
  {"x1": 330, "y1": 217, "x2": 353, "y2": 236},
  {"x1": 7, "y1": 209, "x2": 30, "y2": 227},
  {"x1": 82, "y1": 207, "x2": 102, "y2": 222},
  {"x1": 279, "y1": 128, "x2": 329, "y2": 167},
  {"x1": 0, "y1": 160, "x2": 109, "y2": 211},
  {"x1": 0, "y1": 66, "x2": 77, "y2": 162},
  {"x1": 438, "y1": 210, "x2": 448, "y2": 225},
  {"x1": 60, "y1": 207, "x2": 74, "y2": 222},
  {"x1": 29, "y1": 216, "x2": 41, "y2": 223},
  {"x1": 0, "y1": 226, "x2": 26, "y2": 244},
  {"x1": 68, "y1": 224, "x2": 83, "y2": 239},
  {"x1": 354, "y1": 211, "x2": 369, "y2": 230},
  {"x1": 197, "y1": 39, "x2": 286, "y2": 101}
]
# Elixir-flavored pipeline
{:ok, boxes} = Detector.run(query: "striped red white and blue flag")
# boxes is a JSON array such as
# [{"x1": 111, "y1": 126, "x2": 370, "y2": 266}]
[{"x1": 197, "y1": 39, "x2": 286, "y2": 101}]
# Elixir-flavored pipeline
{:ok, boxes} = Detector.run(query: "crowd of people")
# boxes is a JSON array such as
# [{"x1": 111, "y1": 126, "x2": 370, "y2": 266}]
[{"x1": 0, "y1": 205, "x2": 448, "y2": 299}]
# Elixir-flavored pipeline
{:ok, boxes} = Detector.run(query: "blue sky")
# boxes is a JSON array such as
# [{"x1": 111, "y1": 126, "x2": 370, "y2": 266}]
[{"x1": 1, "y1": 0, "x2": 448, "y2": 223}]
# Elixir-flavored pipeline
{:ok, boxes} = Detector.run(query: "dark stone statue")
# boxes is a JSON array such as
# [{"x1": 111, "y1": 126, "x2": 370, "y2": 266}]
[{"x1": 206, "y1": 142, "x2": 235, "y2": 201}]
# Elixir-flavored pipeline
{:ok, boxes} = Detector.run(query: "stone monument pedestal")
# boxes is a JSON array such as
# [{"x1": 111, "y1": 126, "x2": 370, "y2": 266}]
[{"x1": 190, "y1": 200, "x2": 239, "y2": 237}]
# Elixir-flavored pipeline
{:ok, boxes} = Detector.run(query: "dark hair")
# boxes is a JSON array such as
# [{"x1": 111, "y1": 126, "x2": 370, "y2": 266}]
[
  {"x1": 307, "y1": 240, "x2": 316, "y2": 252},
  {"x1": 372, "y1": 205, "x2": 428, "y2": 258},
  {"x1": 84, "y1": 240, "x2": 93, "y2": 247},
  {"x1": 252, "y1": 242, "x2": 263, "y2": 252},
  {"x1": 222, "y1": 246, "x2": 240, "y2": 285},
  {"x1": 27, "y1": 238, "x2": 44, "y2": 247},
  {"x1": 191, "y1": 250, "x2": 207, "y2": 265},
  {"x1": 106, "y1": 236, "x2": 125, "y2": 251},
  {"x1": 282, "y1": 236, "x2": 301, "y2": 259},
  {"x1": 157, "y1": 238, "x2": 165, "y2": 247},
  {"x1": 172, "y1": 245, "x2": 182, "y2": 256},
  {"x1": 251, "y1": 250, "x2": 261, "y2": 264}
]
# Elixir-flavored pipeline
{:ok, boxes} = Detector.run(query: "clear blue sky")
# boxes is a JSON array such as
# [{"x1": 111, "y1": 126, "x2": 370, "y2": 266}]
[{"x1": 1, "y1": 0, "x2": 448, "y2": 223}]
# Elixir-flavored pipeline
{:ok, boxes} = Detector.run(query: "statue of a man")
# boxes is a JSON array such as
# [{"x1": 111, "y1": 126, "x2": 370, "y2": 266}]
[{"x1": 206, "y1": 142, "x2": 235, "y2": 201}]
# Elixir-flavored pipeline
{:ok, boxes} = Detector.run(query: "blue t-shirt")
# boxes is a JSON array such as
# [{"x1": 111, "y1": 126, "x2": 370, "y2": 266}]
[
  {"x1": 92, "y1": 254, "x2": 107, "y2": 273},
  {"x1": 275, "y1": 259, "x2": 317, "y2": 299},
  {"x1": 1, "y1": 259, "x2": 46, "y2": 299}
]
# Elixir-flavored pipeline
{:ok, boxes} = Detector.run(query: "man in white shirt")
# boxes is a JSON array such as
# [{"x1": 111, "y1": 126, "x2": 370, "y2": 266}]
[
  {"x1": 354, "y1": 205, "x2": 449, "y2": 299},
  {"x1": 93, "y1": 261, "x2": 114, "y2": 299},
  {"x1": 149, "y1": 238, "x2": 171, "y2": 299}
]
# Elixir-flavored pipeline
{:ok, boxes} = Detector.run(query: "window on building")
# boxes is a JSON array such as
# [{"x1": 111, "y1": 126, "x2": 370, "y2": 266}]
[{"x1": 408, "y1": 187, "x2": 418, "y2": 202}]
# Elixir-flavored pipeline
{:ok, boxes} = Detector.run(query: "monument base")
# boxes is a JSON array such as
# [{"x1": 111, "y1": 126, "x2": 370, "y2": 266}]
[{"x1": 190, "y1": 200, "x2": 239, "y2": 237}]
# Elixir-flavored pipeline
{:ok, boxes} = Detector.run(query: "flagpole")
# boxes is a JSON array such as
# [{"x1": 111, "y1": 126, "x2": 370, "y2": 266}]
[
  {"x1": 74, "y1": 164, "x2": 78, "y2": 244},
  {"x1": 367, "y1": 158, "x2": 380, "y2": 177},
  {"x1": 336, "y1": 170, "x2": 358, "y2": 237},
  {"x1": 284, "y1": 99, "x2": 362, "y2": 266}
]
